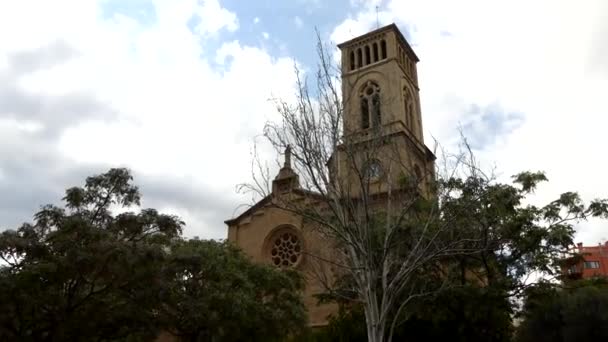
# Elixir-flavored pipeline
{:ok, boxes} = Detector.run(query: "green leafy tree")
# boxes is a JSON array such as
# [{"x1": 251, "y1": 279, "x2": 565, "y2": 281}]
[
  {"x1": 312, "y1": 284, "x2": 512, "y2": 342},
  {"x1": 0, "y1": 168, "x2": 183, "y2": 341},
  {"x1": 159, "y1": 239, "x2": 307, "y2": 341},
  {"x1": 0, "y1": 168, "x2": 307, "y2": 341},
  {"x1": 440, "y1": 170, "x2": 608, "y2": 295},
  {"x1": 311, "y1": 167, "x2": 608, "y2": 341},
  {"x1": 516, "y1": 278, "x2": 608, "y2": 342}
]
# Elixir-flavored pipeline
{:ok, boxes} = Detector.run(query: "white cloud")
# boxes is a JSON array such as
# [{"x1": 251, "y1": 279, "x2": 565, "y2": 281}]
[
  {"x1": 262, "y1": 32, "x2": 270, "y2": 40},
  {"x1": 253, "y1": 17, "x2": 260, "y2": 24},
  {"x1": 294, "y1": 16, "x2": 304, "y2": 29},
  {"x1": 0, "y1": 0, "x2": 298, "y2": 239},
  {"x1": 331, "y1": 0, "x2": 608, "y2": 244},
  {"x1": 2, "y1": 0, "x2": 606, "y2": 246}
]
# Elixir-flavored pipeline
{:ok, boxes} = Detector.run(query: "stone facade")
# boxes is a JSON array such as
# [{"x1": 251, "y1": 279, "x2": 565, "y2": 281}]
[{"x1": 225, "y1": 23, "x2": 436, "y2": 326}]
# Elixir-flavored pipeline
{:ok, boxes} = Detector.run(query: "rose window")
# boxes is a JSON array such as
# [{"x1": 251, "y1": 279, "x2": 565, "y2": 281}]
[{"x1": 270, "y1": 231, "x2": 302, "y2": 268}]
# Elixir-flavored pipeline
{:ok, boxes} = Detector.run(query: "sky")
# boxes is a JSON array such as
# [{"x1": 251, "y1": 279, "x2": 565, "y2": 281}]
[{"x1": 0, "y1": 0, "x2": 606, "y2": 243}]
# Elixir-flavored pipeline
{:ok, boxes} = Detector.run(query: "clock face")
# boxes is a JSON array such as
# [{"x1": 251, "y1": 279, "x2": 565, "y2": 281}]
[{"x1": 365, "y1": 160, "x2": 383, "y2": 181}]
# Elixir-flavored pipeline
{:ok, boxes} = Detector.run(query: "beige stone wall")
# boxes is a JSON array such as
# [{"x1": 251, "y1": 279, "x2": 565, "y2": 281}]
[
  {"x1": 227, "y1": 203, "x2": 338, "y2": 327},
  {"x1": 330, "y1": 129, "x2": 435, "y2": 199}
]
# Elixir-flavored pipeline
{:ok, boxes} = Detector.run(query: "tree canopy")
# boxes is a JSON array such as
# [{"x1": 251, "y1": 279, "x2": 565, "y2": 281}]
[
  {"x1": 0, "y1": 168, "x2": 306, "y2": 341},
  {"x1": 307, "y1": 166, "x2": 607, "y2": 342},
  {"x1": 516, "y1": 278, "x2": 608, "y2": 342}
]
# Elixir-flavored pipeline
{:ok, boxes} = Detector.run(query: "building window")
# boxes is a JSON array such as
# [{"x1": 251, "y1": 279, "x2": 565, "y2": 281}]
[
  {"x1": 414, "y1": 164, "x2": 422, "y2": 181},
  {"x1": 372, "y1": 93, "x2": 381, "y2": 126},
  {"x1": 403, "y1": 86, "x2": 415, "y2": 131},
  {"x1": 373, "y1": 42, "x2": 379, "y2": 62},
  {"x1": 380, "y1": 39, "x2": 387, "y2": 59},
  {"x1": 584, "y1": 261, "x2": 600, "y2": 269},
  {"x1": 567, "y1": 265, "x2": 578, "y2": 274},
  {"x1": 360, "y1": 97, "x2": 370, "y2": 129},
  {"x1": 357, "y1": 48, "x2": 363, "y2": 68},
  {"x1": 360, "y1": 81, "x2": 381, "y2": 129},
  {"x1": 349, "y1": 51, "x2": 355, "y2": 71},
  {"x1": 268, "y1": 229, "x2": 303, "y2": 268},
  {"x1": 365, "y1": 45, "x2": 371, "y2": 65},
  {"x1": 364, "y1": 159, "x2": 383, "y2": 181}
]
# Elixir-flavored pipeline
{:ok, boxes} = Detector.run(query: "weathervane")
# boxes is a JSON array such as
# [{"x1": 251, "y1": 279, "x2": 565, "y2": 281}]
[{"x1": 376, "y1": 5, "x2": 380, "y2": 28}]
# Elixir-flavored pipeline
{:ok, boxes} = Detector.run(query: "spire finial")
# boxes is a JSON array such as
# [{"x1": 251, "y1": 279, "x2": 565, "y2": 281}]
[{"x1": 284, "y1": 145, "x2": 292, "y2": 168}]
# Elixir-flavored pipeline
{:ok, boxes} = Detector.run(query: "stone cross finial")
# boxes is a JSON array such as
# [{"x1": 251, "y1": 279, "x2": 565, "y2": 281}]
[{"x1": 284, "y1": 145, "x2": 292, "y2": 168}]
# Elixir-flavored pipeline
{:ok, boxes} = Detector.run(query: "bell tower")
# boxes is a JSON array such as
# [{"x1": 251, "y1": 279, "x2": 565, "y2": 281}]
[
  {"x1": 338, "y1": 23, "x2": 423, "y2": 141},
  {"x1": 333, "y1": 24, "x2": 436, "y2": 197}
]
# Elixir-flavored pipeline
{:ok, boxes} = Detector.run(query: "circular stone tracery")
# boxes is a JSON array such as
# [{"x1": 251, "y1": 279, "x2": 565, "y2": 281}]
[{"x1": 269, "y1": 231, "x2": 302, "y2": 268}]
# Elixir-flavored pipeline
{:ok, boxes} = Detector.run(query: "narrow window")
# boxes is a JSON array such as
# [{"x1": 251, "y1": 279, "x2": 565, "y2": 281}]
[
  {"x1": 584, "y1": 261, "x2": 600, "y2": 269},
  {"x1": 357, "y1": 48, "x2": 363, "y2": 68},
  {"x1": 372, "y1": 93, "x2": 381, "y2": 127},
  {"x1": 365, "y1": 45, "x2": 371, "y2": 65},
  {"x1": 349, "y1": 51, "x2": 355, "y2": 71},
  {"x1": 380, "y1": 39, "x2": 387, "y2": 59},
  {"x1": 411, "y1": 112, "x2": 416, "y2": 133},
  {"x1": 414, "y1": 165, "x2": 422, "y2": 181},
  {"x1": 404, "y1": 89, "x2": 410, "y2": 127},
  {"x1": 373, "y1": 42, "x2": 379, "y2": 62},
  {"x1": 360, "y1": 97, "x2": 370, "y2": 129},
  {"x1": 404, "y1": 87, "x2": 415, "y2": 130}
]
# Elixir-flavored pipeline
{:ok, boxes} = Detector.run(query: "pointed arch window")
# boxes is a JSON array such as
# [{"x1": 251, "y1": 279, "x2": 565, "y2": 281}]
[
  {"x1": 357, "y1": 48, "x2": 363, "y2": 68},
  {"x1": 360, "y1": 96, "x2": 370, "y2": 129},
  {"x1": 365, "y1": 45, "x2": 371, "y2": 65},
  {"x1": 360, "y1": 81, "x2": 381, "y2": 129},
  {"x1": 349, "y1": 51, "x2": 355, "y2": 71},
  {"x1": 403, "y1": 86, "x2": 415, "y2": 132},
  {"x1": 372, "y1": 93, "x2": 381, "y2": 127},
  {"x1": 414, "y1": 164, "x2": 423, "y2": 184}
]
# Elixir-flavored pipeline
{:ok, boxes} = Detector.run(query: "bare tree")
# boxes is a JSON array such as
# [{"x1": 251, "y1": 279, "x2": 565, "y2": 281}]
[
  {"x1": 233, "y1": 22, "x2": 608, "y2": 339},
  {"x1": 234, "y1": 32, "x2": 493, "y2": 342}
]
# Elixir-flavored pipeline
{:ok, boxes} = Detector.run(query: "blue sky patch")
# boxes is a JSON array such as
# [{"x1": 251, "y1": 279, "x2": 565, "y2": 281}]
[
  {"x1": 220, "y1": 0, "x2": 353, "y2": 67},
  {"x1": 100, "y1": 0, "x2": 157, "y2": 25}
]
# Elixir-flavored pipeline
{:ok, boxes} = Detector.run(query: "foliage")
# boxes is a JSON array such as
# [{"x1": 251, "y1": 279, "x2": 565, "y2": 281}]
[
  {"x1": 0, "y1": 168, "x2": 306, "y2": 341},
  {"x1": 438, "y1": 170, "x2": 608, "y2": 293},
  {"x1": 159, "y1": 239, "x2": 307, "y2": 341},
  {"x1": 0, "y1": 168, "x2": 179, "y2": 341},
  {"x1": 312, "y1": 167, "x2": 608, "y2": 341},
  {"x1": 516, "y1": 278, "x2": 608, "y2": 342},
  {"x1": 311, "y1": 284, "x2": 512, "y2": 342}
]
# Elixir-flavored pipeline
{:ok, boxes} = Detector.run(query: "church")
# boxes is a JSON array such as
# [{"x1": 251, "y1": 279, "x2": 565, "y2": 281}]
[{"x1": 224, "y1": 23, "x2": 436, "y2": 327}]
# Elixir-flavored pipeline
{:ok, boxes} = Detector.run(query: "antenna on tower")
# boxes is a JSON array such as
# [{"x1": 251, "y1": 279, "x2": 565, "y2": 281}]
[{"x1": 375, "y1": 5, "x2": 380, "y2": 28}]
